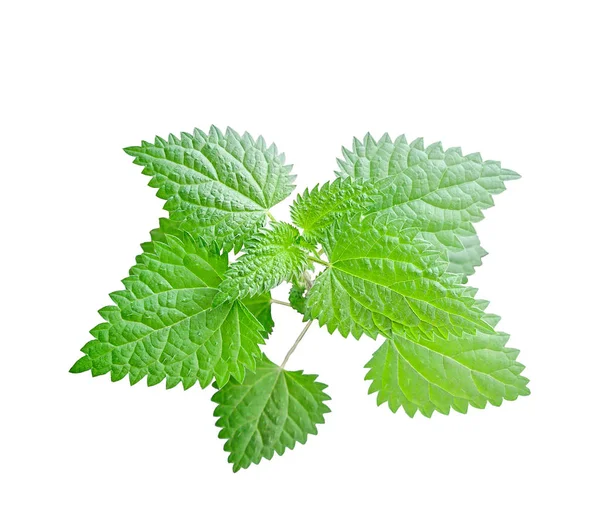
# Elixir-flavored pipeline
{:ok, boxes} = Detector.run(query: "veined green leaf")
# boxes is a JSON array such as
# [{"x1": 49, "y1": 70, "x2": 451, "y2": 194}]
[
  {"x1": 365, "y1": 330, "x2": 530, "y2": 417},
  {"x1": 140, "y1": 217, "x2": 186, "y2": 253},
  {"x1": 125, "y1": 126, "x2": 295, "y2": 252},
  {"x1": 70, "y1": 233, "x2": 267, "y2": 389},
  {"x1": 141, "y1": 218, "x2": 275, "y2": 335},
  {"x1": 242, "y1": 292, "x2": 274, "y2": 338},
  {"x1": 213, "y1": 355, "x2": 331, "y2": 472},
  {"x1": 290, "y1": 177, "x2": 377, "y2": 241},
  {"x1": 307, "y1": 214, "x2": 494, "y2": 340},
  {"x1": 288, "y1": 283, "x2": 309, "y2": 320},
  {"x1": 443, "y1": 229, "x2": 487, "y2": 283},
  {"x1": 214, "y1": 223, "x2": 312, "y2": 304},
  {"x1": 336, "y1": 133, "x2": 519, "y2": 277}
]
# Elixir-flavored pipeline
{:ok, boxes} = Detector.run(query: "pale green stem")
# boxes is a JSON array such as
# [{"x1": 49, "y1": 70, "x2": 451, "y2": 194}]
[
  {"x1": 302, "y1": 270, "x2": 314, "y2": 290},
  {"x1": 308, "y1": 256, "x2": 330, "y2": 267},
  {"x1": 271, "y1": 298, "x2": 292, "y2": 307},
  {"x1": 280, "y1": 320, "x2": 314, "y2": 369}
]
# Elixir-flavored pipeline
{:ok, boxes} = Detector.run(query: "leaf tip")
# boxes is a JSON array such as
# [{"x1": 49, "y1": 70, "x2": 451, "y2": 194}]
[
  {"x1": 123, "y1": 146, "x2": 141, "y2": 157},
  {"x1": 69, "y1": 356, "x2": 92, "y2": 374}
]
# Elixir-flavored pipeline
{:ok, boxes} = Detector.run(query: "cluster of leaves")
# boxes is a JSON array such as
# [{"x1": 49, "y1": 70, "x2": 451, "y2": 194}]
[{"x1": 71, "y1": 126, "x2": 529, "y2": 472}]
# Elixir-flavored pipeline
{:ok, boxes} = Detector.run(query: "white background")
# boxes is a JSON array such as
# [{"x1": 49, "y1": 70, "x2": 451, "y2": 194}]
[{"x1": 1, "y1": 1, "x2": 599, "y2": 518}]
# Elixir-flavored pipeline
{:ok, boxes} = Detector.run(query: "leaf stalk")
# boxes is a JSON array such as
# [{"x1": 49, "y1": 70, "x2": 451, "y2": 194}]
[
  {"x1": 280, "y1": 320, "x2": 314, "y2": 369},
  {"x1": 271, "y1": 298, "x2": 292, "y2": 307},
  {"x1": 308, "y1": 256, "x2": 330, "y2": 267}
]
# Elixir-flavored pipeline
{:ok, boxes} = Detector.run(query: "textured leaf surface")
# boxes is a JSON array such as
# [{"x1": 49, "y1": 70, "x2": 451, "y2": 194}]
[
  {"x1": 213, "y1": 356, "x2": 331, "y2": 472},
  {"x1": 140, "y1": 217, "x2": 186, "y2": 253},
  {"x1": 242, "y1": 292, "x2": 274, "y2": 338},
  {"x1": 290, "y1": 177, "x2": 377, "y2": 241},
  {"x1": 307, "y1": 214, "x2": 494, "y2": 340},
  {"x1": 142, "y1": 218, "x2": 274, "y2": 335},
  {"x1": 70, "y1": 234, "x2": 266, "y2": 389},
  {"x1": 125, "y1": 126, "x2": 295, "y2": 252},
  {"x1": 439, "y1": 229, "x2": 487, "y2": 283},
  {"x1": 365, "y1": 331, "x2": 529, "y2": 417},
  {"x1": 289, "y1": 284, "x2": 309, "y2": 319},
  {"x1": 336, "y1": 133, "x2": 519, "y2": 277},
  {"x1": 214, "y1": 223, "x2": 312, "y2": 304}
]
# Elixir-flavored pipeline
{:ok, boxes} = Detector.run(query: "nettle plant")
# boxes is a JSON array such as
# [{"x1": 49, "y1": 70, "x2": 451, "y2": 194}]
[{"x1": 71, "y1": 126, "x2": 529, "y2": 472}]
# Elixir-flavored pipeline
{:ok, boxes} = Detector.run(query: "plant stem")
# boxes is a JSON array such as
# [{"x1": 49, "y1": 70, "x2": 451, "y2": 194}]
[
  {"x1": 267, "y1": 211, "x2": 278, "y2": 223},
  {"x1": 271, "y1": 298, "x2": 292, "y2": 307},
  {"x1": 308, "y1": 255, "x2": 330, "y2": 267},
  {"x1": 280, "y1": 320, "x2": 313, "y2": 369},
  {"x1": 302, "y1": 270, "x2": 314, "y2": 290}
]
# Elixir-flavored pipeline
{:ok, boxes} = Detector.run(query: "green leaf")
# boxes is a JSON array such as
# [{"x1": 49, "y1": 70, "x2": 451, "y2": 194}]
[
  {"x1": 125, "y1": 126, "x2": 296, "y2": 252},
  {"x1": 70, "y1": 233, "x2": 266, "y2": 389},
  {"x1": 290, "y1": 177, "x2": 377, "y2": 241},
  {"x1": 336, "y1": 133, "x2": 519, "y2": 277},
  {"x1": 142, "y1": 218, "x2": 275, "y2": 336},
  {"x1": 365, "y1": 331, "x2": 530, "y2": 417},
  {"x1": 288, "y1": 283, "x2": 309, "y2": 319},
  {"x1": 242, "y1": 292, "x2": 274, "y2": 338},
  {"x1": 444, "y1": 230, "x2": 488, "y2": 283},
  {"x1": 140, "y1": 217, "x2": 186, "y2": 253},
  {"x1": 212, "y1": 355, "x2": 331, "y2": 472},
  {"x1": 307, "y1": 214, "x2": 495, "y2": 341},
  {"x1": 214, "y1": 223, "x2": 312, "y2": 304}
]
